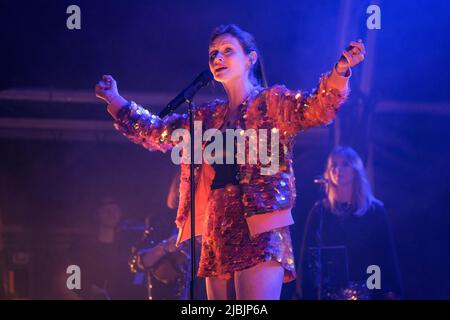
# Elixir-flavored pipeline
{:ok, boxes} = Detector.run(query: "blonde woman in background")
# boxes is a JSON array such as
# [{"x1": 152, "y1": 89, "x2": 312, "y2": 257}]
[{"x1": 296, "y1": 146, "x2": 402, "y2": 300}]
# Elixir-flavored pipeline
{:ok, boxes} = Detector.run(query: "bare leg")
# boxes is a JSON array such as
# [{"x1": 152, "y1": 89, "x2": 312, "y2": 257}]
[
  {"x1": 234, "y1": 260, "x2": 284, "y2": 300},
  {"x1": 205, "y1": 277, "x2": 236, "y2": 300}
]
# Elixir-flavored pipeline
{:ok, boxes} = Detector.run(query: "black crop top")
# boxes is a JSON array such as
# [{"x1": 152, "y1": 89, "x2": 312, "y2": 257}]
[{"x1": 205, "y1": 131, "x2": 239, "y2": 190}]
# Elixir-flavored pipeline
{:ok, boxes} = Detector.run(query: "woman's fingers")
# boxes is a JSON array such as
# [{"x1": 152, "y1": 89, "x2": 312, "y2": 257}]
[
  {"x1": 95, "y1": 82, "x2": 106, "y2": 92},
  {"x1": 102, "y1": 75, "x2": 118, "y2": 91},
  {"x1": 341, "y1": 50, "x2": 352, "y2": 66},
  {"x1": 102, "y1": 75, "x2": 116, "y2": 85},
  {"x1": 348, "y1": 40, "x2": 366, "y2": 66},
  {"x1": 337, "y1": 40, "x2": 365, "y2": 69},
  {"x1": 349, "y1": 41, "x2": 365, "y2": 55},
  {"x1": 356, "y1": 53, "x2": 365, "y2": 63},
  {"x1": 95, "y1": 75, "x2": 119, "y2": 103},
  {"x1": 96, "y1": 80, "x2": 108, "y2": 90},
  {"x1": 344, "y1": 47, "x2": 365, "y2": 67},
  {"x1": 95, "y1": 80, "x2": 111, "y2": 98}
]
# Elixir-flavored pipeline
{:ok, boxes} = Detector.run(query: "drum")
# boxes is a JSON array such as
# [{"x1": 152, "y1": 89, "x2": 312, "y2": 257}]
[{"x1": 150, "y1": 250, "x2": 188, "y2": 284}]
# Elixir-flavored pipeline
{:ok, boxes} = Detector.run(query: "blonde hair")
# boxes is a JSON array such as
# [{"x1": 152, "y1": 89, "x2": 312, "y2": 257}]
[{"x1": 324, "y1": 146, "x2": 382, "y2": 216}]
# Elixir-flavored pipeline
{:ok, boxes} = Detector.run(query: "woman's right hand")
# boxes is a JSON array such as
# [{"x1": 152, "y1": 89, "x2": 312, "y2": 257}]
[{"x1": 95, "y1": 75, "x2": 120, "y2": 104}]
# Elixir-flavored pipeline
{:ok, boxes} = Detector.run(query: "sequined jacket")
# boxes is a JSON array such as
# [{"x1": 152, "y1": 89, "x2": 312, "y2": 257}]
[{"x1": 112, "y1": 68, "x2": 350, "y2": 245}]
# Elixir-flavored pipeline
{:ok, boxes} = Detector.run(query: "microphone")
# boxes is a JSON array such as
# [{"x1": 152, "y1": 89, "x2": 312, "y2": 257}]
[
  {"x1": 158, "y1": 70, "x2": 214, "y2": 118},
  {"x1": 313, "y1": 175, "x2": 329, "y2": 185}
]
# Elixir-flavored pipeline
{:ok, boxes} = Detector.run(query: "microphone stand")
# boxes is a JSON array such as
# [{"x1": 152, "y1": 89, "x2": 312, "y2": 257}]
[
  {"x1": 186, "y1": 97, "x2": 196, "y2": 301},
  {"x1": 316, "y1": 181, "x2": 326, "y2": 300},
  {"x1": 158, "y1": 70, "x2": 212, "y2": 301},
  {"x1": 162, "y1": 98, "x2": 198, "y2": 301}
]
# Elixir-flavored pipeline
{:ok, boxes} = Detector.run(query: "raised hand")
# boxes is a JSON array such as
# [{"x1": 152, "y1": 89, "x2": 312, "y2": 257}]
[
  {"x1": 95, "y1": 75, "x2": 120, "y2": 104},
  {"x1": 336, "y1": 39, "x2": 366, "y2": 75}
]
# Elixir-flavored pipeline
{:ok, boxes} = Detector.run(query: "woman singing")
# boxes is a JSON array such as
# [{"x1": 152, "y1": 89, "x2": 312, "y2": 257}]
[{"x1": 95, "y1": 24, "x2": 365, "y2": 300}]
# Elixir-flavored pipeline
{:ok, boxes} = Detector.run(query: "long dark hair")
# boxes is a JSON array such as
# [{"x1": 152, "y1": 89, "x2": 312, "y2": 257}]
[{"x1": 209, "y1": 24, "x2": 268, "y2": 88}]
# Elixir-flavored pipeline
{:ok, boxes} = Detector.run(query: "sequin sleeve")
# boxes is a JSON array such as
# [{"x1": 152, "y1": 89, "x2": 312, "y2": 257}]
[
  {"x1": 113, "y1": 101, "x2": 189, "y2": 153},
  {"x1": 265, "y1": 69, "x2": 350, "y2": 136}
]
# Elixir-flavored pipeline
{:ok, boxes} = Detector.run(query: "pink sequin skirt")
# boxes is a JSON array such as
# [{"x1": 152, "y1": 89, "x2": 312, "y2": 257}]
[{"x1": 197, "y1": 184, "x2": 296, "y2": 283}]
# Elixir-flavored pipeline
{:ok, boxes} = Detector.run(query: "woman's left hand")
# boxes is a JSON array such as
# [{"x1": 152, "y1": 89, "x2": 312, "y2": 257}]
[{"x1": 335, "y1": 39, "x2": 366, "y2": 75}]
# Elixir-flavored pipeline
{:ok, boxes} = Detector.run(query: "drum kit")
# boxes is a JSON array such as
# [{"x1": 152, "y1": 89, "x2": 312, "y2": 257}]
[{"x1": 125, "y1": 218, "x2": 190, "y2": 300}]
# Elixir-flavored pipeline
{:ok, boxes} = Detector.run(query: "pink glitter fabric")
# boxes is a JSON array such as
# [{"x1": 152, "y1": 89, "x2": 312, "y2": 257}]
[
  {"x1": 197, "y1": 185, "x2": 296, "y2": 283},
  {"x1": 114, "y1": 72, "x2": 350, "y2": 232},
  {"x1": 112, "y1": 70, "x2": 351, "y2": 283}
]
